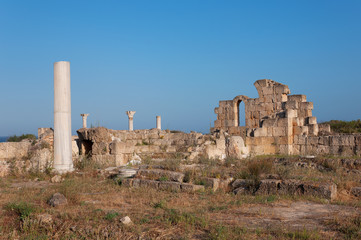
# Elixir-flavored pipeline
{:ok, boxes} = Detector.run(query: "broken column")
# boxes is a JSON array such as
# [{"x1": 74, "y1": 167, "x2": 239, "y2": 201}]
[
  {"x1": 156, "y1": 116, "x2": 161, "y2": 130},
  {"x1": 53, "y1": 61, "x2": 74, "y2": 173},
  {"x1": 126, "y1": 111, "x2": 136, "y2": 131},
  {"x1": 80, "y1": 114, "x2": 89, "y2": 128}
]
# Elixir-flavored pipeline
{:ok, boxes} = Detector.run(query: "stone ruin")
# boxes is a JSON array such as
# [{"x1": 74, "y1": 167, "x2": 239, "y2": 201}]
[
  {"x1": 0, "y1": 79, "x2": 360, "y2": 175},
  {"x1": 211, "y1": 79, "x2": 360, "y2": 156}
]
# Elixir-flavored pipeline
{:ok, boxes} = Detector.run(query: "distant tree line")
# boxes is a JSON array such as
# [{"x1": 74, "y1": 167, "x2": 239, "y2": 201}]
[
  {"x1": 7, "y1": 134, "x2": 36, "y2": 142},
  {"x1": 322, "y1": 119, "x2": 361, "y2": 134}
]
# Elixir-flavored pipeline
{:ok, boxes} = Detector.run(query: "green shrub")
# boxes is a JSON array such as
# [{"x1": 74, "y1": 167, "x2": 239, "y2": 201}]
[
  {"x1": 104, "y1": 211, "x2": 119, "y2": 221},
  {"x1": 5, "y1": 201, "x2": 35, "y2": 221},
  {"x1": 322, "y1": 119, "x2": 361, "y2": 133},
  {"x1": 7, "y1": 134, "x2": 36, "y2": 142}
]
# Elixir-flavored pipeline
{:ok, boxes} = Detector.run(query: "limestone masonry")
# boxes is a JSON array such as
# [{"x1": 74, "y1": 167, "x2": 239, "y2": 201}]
[{"x1": 0, "y1": 79, "x2": 360, "y2": 172}]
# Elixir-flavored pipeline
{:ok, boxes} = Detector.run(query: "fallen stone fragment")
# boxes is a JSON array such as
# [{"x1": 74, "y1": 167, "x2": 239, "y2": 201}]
[
  {"x1": 136, "y1": 169, "x2": 184, "y2": 182},
  {"x1": 48, "y1": 193, "x2": 68, "y2": 207},
  {"x1": 50, "y1": 175, "x2": 62, "y2": 183},
  {"x1": 36, "y1": 214, "x2": 53, "y2": 224},
  {"x1": 120, "y1": 216, "x2": 132, "y2": 225},
  {"x1": 159, "y1": 181, "x2": 181, "y2": 192},
  {"x1": 181, "y1": 183, "x2": 205, "y2": 192}
]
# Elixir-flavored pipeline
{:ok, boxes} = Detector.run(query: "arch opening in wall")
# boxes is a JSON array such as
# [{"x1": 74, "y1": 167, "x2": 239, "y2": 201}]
[{"x1": 237, "y1": 100, "x2": 246, "y2": 126}]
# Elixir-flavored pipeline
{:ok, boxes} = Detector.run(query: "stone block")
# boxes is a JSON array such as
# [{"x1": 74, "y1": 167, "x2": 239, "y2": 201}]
[
  {"x1": 307, "y1": 117, "x2": 317, "y2": 125},
  {"x1": 256, "y1": 179, "x2": 282, "y2": 195},
  {"x1": 303, "y1": 181, "x2": 337, "y2": 200},
  {"x1": 136, "y1": 169, "x2": 184, "y2": 182},
  {"x1": 288, "y1": 95, "x2": 307, "y2": 102},
  {"x1": 272, "y1": 127, "x2": 286, "y2": 137},
  {"x1": 276, "y1": 118, "x2": 288, "y2": 127},
  {"x1": 318, "y1": 136, "x2": 330, "y2": 145},
  {"x1": 261, "y1": 119, "x2": 277, "y2": 127},
  {"x1": 286, "y1": 109, "x2": 297, "y2": 118},
  {"x1": 308, "y1": 124, "x2": 319, "y2": 136},
  {"x1": 263, "y1": 144, "x2": 277, "y2": 154},
  {"x1": 331, "y1": 135, "x2": 355, "y2": 146},
  {"x1": 181, "y1": 183, "x2": 205, "y2": 192},
  {"x1": 307, "y1": 136, "x2": 319, "y2": 145},
  {"x1": 276, "y1": 93, "x2": 288, "y2": 102},
  {"x1": 317, "y1": 145, "x2": 330, "y2": 155},
  {"x1": 253, "y1": 128, "x2": 267, "y2": 137},
  {"x1": 201, "y1": 177, "x2": 220, "y2": 191},
  {"x1": 139, "y1": 179, "x2": 159, "y2": 189},
  {"x1": 294, "y1": 135, "x2": 306, "y2": 145},
  {"x1": 231, "y1": 179, "x2": 253, "y2": 190},
  {"x1": 261, "y1": 137, "x2": 276, "y2": 145},
  {"x1": 298, "y1": 109, "x2": 313, "y2": 118},
  {"x1": 318, "y1": 123, "x2": 331, "y2": 133},
  {"x1": 159, "y1": 181, "x2": 181, "y2": 192},
  {"x1": 285, "y1": 101, "x2": 299, "y2": 110},
  {"x1": 300, "y1": 102, "x2": 313, "y2": 110}
]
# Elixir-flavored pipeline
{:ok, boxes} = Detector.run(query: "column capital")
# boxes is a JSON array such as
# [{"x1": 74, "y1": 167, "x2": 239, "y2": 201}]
[
  {"x1": 126, "y1": 111, "x2": 136, "y2": 118},
  {"x1": 80, "y1": 113, "x2": 89, "y2": 117}
]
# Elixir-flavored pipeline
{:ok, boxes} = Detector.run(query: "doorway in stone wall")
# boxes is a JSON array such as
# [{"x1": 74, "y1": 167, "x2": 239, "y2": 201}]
[{"x1": 238, "y1": 101, "x2": 246, "y2": 126}]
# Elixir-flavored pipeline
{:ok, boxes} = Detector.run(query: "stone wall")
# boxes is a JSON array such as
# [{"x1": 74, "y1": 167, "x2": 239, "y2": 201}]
[
  {"x1": 212, "y1": 79, "x2": 360, "y2": 156},
  {"x1": 77, "y1": 127, "x2": 249, "y2": 166}
]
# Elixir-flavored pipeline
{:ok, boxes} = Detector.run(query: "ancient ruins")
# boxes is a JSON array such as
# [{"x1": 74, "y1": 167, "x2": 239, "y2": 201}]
[{"x1": 0, "y1": 78, "x2": 360, "y2": 175}]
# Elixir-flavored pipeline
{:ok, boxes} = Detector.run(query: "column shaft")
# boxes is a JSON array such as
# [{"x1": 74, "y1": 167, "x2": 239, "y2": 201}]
[{"x1": 54, "y1": 61, "x2": 73, "y2": 173}]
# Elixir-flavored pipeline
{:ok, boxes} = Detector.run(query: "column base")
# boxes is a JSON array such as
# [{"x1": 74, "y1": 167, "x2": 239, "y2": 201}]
[{"x1": 53, "y1": 164, "x2": 74, "y2": 174}]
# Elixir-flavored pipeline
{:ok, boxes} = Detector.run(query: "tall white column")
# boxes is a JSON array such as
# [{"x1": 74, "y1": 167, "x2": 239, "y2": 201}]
[
  {"x1": 156, "y1": 116, "x2": 161, "y2": 130},
  {"x1": 54, "y1": 61, "x2": 74, "y2": 173},
  {"x1": 126, "y1": 111, "x2": 136, "y2": 131},
  {"x1": 80, "y1": 113, "x2": 89, "y2": 128}
]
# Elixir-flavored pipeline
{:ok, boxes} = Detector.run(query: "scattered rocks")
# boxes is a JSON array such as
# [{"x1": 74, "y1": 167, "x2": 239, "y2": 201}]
[
  {"x1": 120, "y1": 216, "x2": 132, "y2": 225},
  {"x1": 136, "y1": 169, "x2": 185, "y2": 182},
  {"x1": 50, "y1": 175, "x2": 63, "y2": 183},
  {"x1": 36, "y1": 214, "x2": 53, "y2": 224},
  {"x1": 48, "y1": 193, "x2": 68, "y2": 207}
]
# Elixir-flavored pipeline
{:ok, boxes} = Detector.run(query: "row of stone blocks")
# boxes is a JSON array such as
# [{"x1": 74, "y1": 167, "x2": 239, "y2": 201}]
[
  {"x1": 232, "y1": 179, "x2": 337, "y2": 200},
  {"x1": 122, "y1": 178, "x2": 205, "y2": 192},
  {"x1": 294, "y1": 134, "x2": 361, "y2": 146}
]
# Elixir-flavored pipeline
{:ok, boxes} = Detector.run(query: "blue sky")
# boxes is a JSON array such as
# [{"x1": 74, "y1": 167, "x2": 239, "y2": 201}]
[{"x1": 0, "y1": 0, "x2": 360, "y2": 136}]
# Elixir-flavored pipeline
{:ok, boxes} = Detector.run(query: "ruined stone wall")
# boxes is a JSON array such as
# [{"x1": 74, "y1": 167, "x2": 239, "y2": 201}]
[
  {"x1": 212, "y1": 79, "x2": 360, "y2": 156},
  {"x1": 76, "y1": 127, "x2": 249, "y2": 166}
]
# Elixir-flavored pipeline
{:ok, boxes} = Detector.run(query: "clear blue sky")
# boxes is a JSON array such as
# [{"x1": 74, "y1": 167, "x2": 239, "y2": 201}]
[{"x1": 0, "y1": 0, "x2": 360, "y2": 136}]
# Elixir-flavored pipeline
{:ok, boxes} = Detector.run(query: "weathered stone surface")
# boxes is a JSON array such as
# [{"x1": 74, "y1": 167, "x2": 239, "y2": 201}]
[
  {"x1": 36, "y1": 214, "x2": 53, "y2": 224},
  {"x1": 0, "y1": 142, "x2": 31, "y2": 160},
  {"x1": 137, "y1": 169, "x2": 184, "y2": 182},
  {"x1": 200, "y1": 177, "x2": 220, "y2": 191},
  {"x1": 139, "y1": 179, "x2": 159, "y2": 189},
  {"x1": 50, "y1": 175, "x2": 63, "y2": 183},
  {"x1": 120, "y1": 216, "x2": 132, "y2": 225},
  {"x1": 159, "y1": 181, "x2": 181, "y2": 191},
  {"x1": 48, "y1": 193, "x2": 68, "y2": 207},
  {"x1": 227, "y1": 136, "x2": 249, "y2": 159},
  {"x1": 181, "y1": 183, "x2": 205, "y2": 192},
  {"x1": 232, "y1": 179, "x2": 253, "y2": 190},
  {"x1": 256, "y1": 179, "x2": 282, "y2": 195}
]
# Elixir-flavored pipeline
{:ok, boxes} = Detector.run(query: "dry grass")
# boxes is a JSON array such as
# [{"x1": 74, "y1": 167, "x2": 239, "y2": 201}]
[{"x1": 0, "y1": 155, "x2": 360, "y2": 239}]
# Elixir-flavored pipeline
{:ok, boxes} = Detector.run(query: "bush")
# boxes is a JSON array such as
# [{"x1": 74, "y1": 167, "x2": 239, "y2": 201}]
[
  {"x1": 5, "y1": 201, "x2": 35, "y2": 221},
  {"x1": 322, "y1": 119, "x2": 361, "y2": 133},
  {"x1": 7, "y1": 134, "x2": 36, "y2": 142}
]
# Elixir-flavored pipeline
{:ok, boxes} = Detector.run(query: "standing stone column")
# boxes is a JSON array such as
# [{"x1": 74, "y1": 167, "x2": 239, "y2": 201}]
[
  {"x1": 53, "y1": 61, "x2": 74, "y2": 173},
  {"x1": 80, "y1": 114, "x2": 89, "y2": 128},
  {"x1": 156, "y1": 116, "x2": 161, "y2": 130},
  {"x1": 126, "y1": 111, "x2": 136, "y2": 131}
]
